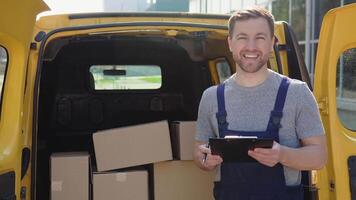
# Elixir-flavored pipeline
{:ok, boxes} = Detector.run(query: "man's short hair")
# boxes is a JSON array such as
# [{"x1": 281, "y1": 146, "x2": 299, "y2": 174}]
[{"x1": 228, "y1": 7, "x2": 275, "y2": 38}]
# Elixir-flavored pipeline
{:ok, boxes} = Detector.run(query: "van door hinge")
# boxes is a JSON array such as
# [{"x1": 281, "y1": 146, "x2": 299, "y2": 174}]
[
  {"x1": 277, "y1": 44, "x2": 291, "y2": 52},
  {"x1": 30, "y1": 42, "x2": 37, "y2": 50},
  {"x1": 329, "y1": 180, "x2": 335, "y2": 191},
  {"x1": 318, "y1": 97, "x2": 328, "y2": 115}
]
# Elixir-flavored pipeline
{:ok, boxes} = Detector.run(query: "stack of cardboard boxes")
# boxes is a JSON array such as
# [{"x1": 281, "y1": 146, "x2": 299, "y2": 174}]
[
  {"x1": 51, "y1": 152, "x2": 91, "y2": 200},
  {"x1": 50, "y1": 121, "x2": 215, "y2": 200}
]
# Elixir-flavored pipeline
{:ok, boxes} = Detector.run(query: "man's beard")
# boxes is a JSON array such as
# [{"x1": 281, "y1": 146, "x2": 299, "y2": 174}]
[{"x1": 235, "y1": 54, "x2": 269, "y2": 73}]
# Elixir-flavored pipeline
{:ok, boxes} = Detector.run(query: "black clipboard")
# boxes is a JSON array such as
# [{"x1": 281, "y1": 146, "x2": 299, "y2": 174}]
[{"x1": 209, "y1": 137, "x2": 274, "y2": 162}]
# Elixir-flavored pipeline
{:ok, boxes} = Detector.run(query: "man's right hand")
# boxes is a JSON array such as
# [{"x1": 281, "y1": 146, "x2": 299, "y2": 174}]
[{"x1": 194, "y1": 141, "x2": 223, "y2": 171}]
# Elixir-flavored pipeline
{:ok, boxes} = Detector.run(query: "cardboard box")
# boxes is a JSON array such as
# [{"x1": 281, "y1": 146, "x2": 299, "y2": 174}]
[
  {"x1": 50, "y1": 152, "x2": 90, "y2": 200},
  {"x1": 170, "y1": 121, "x2": 196, "y2": 160},
  {"x1": 93, "y1": 171, "x2": 148, "y2": 200},
  {"x1": 154, "y1": 161, "x2": 215, "y2": 200},
  {"x1": 93, "y1": 121, "x2": 172, "y2": 171}
]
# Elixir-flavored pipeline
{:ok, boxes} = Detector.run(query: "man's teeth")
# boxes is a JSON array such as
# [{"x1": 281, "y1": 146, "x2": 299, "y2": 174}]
[{"x1": 244, "y1": 54, "x2": 258, "y2": 58}]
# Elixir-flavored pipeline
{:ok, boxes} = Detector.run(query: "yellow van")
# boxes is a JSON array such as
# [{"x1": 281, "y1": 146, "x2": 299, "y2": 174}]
[{"x1": 0, "y1": 0, "x2": 355, "y2": 199}]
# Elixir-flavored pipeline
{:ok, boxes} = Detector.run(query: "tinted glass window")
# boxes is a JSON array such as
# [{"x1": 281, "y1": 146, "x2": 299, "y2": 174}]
[
  {"x1": 89, "y1": 65, "x2": 162, "y2": 90},
  {"x1": 336, "y1": 48, "x2": 356, "y2": 130},
  {"x1": 0, "y1": 46, "x2": 7, "y2": 98},
  {"x1": 272, "y1": 0, "x2": 289, "y2": 22},
  {"x1": 216, "y1": 60, "x2": 231, "y2": 83},
  {"x1": 291, "y1": 0, "x2": 306, "y2": 41},
  {"x1": 314, "y1": 0, "x2": 340, "y2": 39},
  {"x1": 343, "y1": 0, "x2": 356, "y2": 6}
]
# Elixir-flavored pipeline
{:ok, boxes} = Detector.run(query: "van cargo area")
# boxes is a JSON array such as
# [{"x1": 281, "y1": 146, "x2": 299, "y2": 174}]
[{"x1": 35, "y1": 30, "x2": 230, "y2": 200}]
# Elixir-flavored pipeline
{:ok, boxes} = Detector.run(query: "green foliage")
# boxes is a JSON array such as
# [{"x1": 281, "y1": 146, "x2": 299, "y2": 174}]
[
  {"x1": 272, "y1": 0, "x2": 289, "y2": 22},
  {"x1": 139, "y1": 76, "x2": 162, "y2": 83}
]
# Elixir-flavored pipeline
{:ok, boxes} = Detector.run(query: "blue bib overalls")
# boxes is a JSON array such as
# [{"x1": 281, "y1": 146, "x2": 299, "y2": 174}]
[{"x1": 213, "y1": 77, "x2": 304, "y2": 200}]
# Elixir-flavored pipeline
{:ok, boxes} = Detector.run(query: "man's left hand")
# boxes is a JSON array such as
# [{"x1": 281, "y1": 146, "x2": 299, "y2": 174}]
[{"x1": 248, "y1": 141, "x2": 283, "y2": 167}]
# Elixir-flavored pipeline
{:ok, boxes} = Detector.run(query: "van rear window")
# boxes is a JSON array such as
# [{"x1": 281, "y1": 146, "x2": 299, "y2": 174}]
[
  {"x1": 336, "y1": 48, "x2": 356, "y2": 131},
  {"x1": 89, "y1": 65, "x2": 162, "y2": 90},
  {"x1": 0, "y1": 46, "x2": 7, "y2": 97}
]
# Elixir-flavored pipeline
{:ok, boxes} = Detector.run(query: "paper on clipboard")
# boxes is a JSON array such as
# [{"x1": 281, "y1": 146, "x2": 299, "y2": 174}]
[
  {"x1": 209, "y1": 136, "x2": 273, "y2": 162},
  {"x1": 224, "y1": 135, "x2": 258, "y2": 139}
]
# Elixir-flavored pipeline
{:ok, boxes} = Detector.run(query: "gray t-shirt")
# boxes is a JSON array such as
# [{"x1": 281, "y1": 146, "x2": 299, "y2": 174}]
[{"x1": 196, "y1": 70, "x2": 324, "y2": 186}]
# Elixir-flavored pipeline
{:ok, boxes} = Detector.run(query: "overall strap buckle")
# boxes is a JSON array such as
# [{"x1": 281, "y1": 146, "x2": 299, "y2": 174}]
[
  {"x1": 267, "y1": 77, "x2": 290, "y2": 136},
  {"x1": 216, "y1": 111, "x2": 229, "y2": 130},
  {"x1": 270, "y1": 110, "x2": 283, "y2": 129},
  {"x1": 216, "y1": 84, "x2": 229, "y2": 136}
]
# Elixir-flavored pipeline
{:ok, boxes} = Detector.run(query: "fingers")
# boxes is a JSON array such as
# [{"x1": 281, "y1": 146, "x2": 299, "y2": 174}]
[
  {"x1": 248, "y1": 150, "x2": 278, "y2": 167},
  {"x1": 197, "y1": 144, "x2": 223, "y2": 170},
  {"x1": 206, "y1": 154, "x2": 223, "y2": 163},
  {"x1": 253, "y1": 141, "x2": 280, "y2": 153},
  {"x1": 248, "y1": 143, "x2": 281, "y2": 167},
  {"x1": 198, "y1": 144, "x2": 211, "y2": 154},
  {"x1": 203, "y1": 154, "x2": 223, "y2": 170}
]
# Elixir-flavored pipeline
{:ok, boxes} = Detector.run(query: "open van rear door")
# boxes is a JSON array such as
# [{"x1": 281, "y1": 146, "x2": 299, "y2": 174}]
[
  {"x1": 0, "y1": 0, "x2": 47, "y2": 199},
  {"x1": 314, "y1": 3, "x2": 356, "y2": 200}
]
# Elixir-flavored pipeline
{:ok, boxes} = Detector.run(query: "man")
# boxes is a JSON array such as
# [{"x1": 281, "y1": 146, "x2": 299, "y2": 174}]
[{"x1": 193, "y1": 7, "x2": 327, "y2": 200}]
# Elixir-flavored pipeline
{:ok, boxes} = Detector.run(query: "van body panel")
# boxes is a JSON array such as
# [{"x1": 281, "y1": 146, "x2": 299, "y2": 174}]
[
  {"x1": 0, "y1": 0, "x2": 48, "y2": 199},
  {"x1": 314, "y1": 3, "x2": 356, "y2": 200}
]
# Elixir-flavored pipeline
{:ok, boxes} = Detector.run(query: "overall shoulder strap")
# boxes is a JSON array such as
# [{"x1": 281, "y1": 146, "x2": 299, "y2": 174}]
[
  {"x1": 216, "y1": 84, "x2": 229, "y2": 137},
  {"x1": 267, "y1": 77, "x2": 291, "y2": 138}
]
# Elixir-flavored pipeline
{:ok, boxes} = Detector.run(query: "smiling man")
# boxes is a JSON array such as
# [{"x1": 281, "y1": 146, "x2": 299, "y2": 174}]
[{"x1": 193, "y1": 7, "x2": 327, "y2": 200}]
